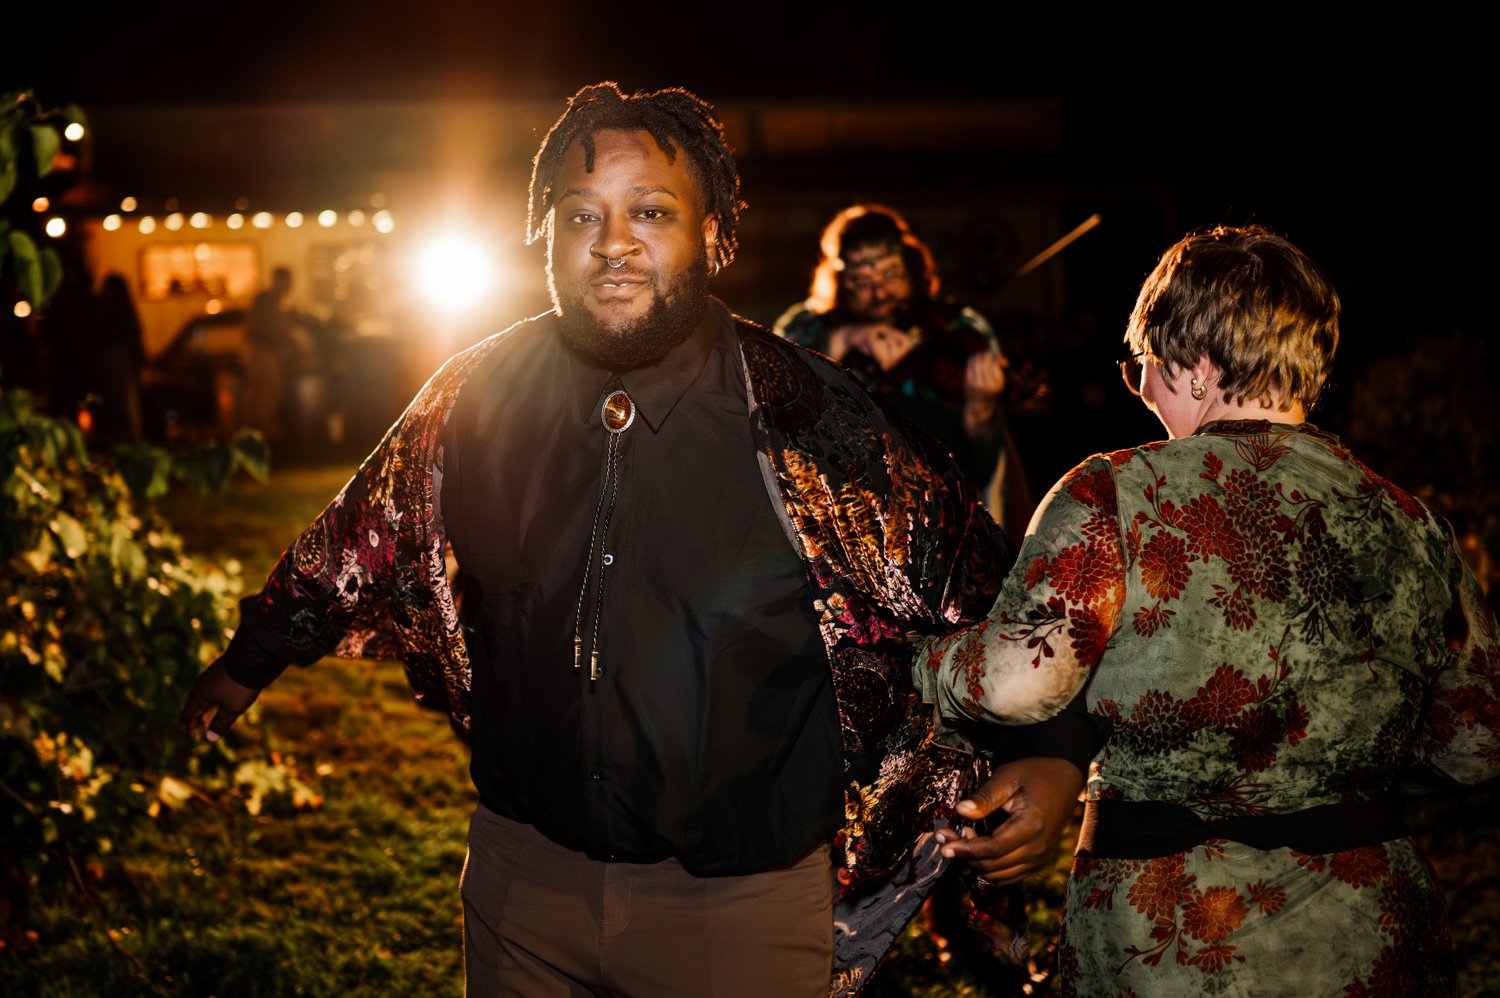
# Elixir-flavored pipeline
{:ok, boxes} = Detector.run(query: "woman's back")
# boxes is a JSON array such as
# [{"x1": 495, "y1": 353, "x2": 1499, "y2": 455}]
[
  {"x1": 1058, "y1": 420, "x2": 1495, "y2": 995},
  {"x1": 1093, "y1": 420, "x2": 1476, "y2": 810}
]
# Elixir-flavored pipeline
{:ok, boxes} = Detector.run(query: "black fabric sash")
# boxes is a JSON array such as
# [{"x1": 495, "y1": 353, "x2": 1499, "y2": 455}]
[{"x1": 1076, "y1": 797, "x2": 1408, "y2": 859}]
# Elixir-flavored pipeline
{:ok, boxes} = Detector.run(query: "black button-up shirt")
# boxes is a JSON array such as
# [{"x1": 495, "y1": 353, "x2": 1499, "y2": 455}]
[{"x1": 440, "y1": 302, "x2": 842, "y2": 874}]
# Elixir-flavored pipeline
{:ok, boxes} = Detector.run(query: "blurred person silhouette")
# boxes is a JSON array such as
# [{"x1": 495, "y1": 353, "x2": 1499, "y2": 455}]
[
  {"x1": 776, "y1": 205, "x2": 1031, "y2": 545},
  {"x1": 242, "y1": 266, "x2": 314, "y2": 440},
  {"x1": 181, "y1": 83, "x2": 1093, "y2": 996},
  {"x1": 89, "y1": 273, "x2": 146, "y2": 445}
]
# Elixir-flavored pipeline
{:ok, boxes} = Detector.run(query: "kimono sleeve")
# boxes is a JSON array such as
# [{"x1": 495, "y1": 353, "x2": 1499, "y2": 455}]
[
  {"x1": 217, "y1": 438, "x2": 408, "y2": 688},
  {"x1": 915, "y1": 454, "x2": 1126, "y2": 726},
  {"x1": 216, "y1": 362, "x2": 462, "y2": 690},
  {"x1": 1416, "y1": 540, "x2": 1500, "y2": 786}
]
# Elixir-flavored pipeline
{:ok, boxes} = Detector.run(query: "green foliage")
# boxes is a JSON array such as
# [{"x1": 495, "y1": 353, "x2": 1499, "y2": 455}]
[
  {"x1": 1, "y1": 90, "x2": 79, "y2": 310},
  {"x1": 0, "y1": 389, "x2": 302, "y2": 915},
  {"x1": 114, "y1": 429, "x2": 269, "y2": 501},
  {"x1": 6, "y1": 661, "x2": 471, "y2": 996}
]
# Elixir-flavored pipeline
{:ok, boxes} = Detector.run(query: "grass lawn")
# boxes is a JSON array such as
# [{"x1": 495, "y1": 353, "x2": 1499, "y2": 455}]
[{"x1": 5, "y1": 462, "x2": 1498, "y2": 996}]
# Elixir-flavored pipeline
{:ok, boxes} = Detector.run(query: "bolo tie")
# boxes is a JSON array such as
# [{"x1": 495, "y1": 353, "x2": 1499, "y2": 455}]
[{"x1": 572, "y1": 384, "x2": 635, "y2": 681}]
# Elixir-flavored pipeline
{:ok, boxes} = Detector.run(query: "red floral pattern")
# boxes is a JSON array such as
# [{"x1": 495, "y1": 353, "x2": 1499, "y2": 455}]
[{"x1": 923, "y1": 421, "x2": 1500, "y2": 994}]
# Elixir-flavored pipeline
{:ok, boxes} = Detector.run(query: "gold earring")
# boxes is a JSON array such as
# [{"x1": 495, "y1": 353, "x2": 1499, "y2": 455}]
[{"x1": 1190, "y1": 379, "x2": 1208, "y2": 400}]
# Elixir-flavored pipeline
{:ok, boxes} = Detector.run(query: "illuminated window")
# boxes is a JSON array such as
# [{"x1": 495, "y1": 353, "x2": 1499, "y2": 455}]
[{"x1": 139, "y1": 242, "x2": 260, "y2": 301}]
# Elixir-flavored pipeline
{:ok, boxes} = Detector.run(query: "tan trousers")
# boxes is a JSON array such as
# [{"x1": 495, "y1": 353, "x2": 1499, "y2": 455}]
[{"x1": 461, "y1": 805, "x2": 833, "y2": 997}]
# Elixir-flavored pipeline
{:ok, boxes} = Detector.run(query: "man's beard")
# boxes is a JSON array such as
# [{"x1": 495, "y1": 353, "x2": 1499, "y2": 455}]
[{"x1": 550, "y1": 254, "x2": 709, "y2": 371}]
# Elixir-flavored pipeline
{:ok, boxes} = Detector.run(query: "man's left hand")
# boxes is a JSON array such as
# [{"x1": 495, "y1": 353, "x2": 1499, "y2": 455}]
[
  {"x1": 934, "y1": 756, "x2": 1084, "y2": 883},
  {"x1": 964, "y1": 351, "x2": 1007, "y2": 398}
]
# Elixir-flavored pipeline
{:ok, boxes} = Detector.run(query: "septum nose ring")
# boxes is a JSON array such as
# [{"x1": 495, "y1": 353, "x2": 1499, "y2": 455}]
[{"x1": 606, "y1": 257, "x2": 625, "y2": 269}]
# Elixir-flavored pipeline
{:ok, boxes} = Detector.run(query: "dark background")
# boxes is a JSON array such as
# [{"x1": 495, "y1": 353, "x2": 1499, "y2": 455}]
[{"x1": 7, "y1": 5, "x2": 1486, "y2": 487}]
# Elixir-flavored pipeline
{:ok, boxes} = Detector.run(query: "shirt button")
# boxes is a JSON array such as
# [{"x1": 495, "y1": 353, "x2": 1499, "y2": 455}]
[{"x1": 602, "y1": 553, "x2": 614, "y2": 566}]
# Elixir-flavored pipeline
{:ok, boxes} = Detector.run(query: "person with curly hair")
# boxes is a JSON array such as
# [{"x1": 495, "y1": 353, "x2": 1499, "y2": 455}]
[{"x1": 776, "y1": 205, "x2": 1031, "y2": 544}]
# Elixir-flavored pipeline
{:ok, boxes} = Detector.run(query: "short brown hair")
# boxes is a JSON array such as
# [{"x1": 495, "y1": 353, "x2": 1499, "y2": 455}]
[{"x1": 1125, "y1": 225, "x2": 1340, "y2": 411}]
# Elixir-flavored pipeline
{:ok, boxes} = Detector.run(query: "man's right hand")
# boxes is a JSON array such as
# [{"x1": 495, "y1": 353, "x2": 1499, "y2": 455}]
[
  {"x1": 834, "y1": 323, "x2": 915, "y2": 370},
  {"x1": 180, "y1": 658, "x2": 260, "y2": 742}
]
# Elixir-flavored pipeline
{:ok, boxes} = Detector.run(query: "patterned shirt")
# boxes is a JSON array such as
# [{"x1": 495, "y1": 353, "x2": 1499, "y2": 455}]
[{"x1": 919, "y1": 420, "x2": 1500, "y2": 995}]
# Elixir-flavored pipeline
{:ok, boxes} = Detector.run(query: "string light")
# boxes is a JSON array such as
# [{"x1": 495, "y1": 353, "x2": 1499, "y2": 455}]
[
  {"x1": 45, "y1": 218, "x2": 66, "y2": 238},
  {"x1": 96, "y1": 198, "x2": 397, "y2": 242}
]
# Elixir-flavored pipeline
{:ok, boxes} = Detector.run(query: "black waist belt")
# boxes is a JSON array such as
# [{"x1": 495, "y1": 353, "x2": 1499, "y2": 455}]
[{"x1": 1077, "y1": 796, "x2": 1407, "y2": 859}]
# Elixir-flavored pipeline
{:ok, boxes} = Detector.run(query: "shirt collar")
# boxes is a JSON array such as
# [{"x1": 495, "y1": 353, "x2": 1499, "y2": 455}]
[{"x1": 568, "y1": 300, "x2": 729, "y2": 432}]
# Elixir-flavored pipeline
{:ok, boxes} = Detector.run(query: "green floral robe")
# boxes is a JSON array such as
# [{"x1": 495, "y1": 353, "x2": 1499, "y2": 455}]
[{"x1": 919, "y1": 420, "x2": 1500, "y2": 996}]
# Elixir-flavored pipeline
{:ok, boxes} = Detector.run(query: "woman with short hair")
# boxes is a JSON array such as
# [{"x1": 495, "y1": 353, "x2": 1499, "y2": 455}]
[{"x1": 920, "y1": 225, "x2": 1499, "y2": 995}]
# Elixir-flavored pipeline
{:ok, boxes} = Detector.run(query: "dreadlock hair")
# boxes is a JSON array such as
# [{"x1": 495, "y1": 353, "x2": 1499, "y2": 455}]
[{"x1": 527, "y1": 82, "x2": 744, "y2": 272}]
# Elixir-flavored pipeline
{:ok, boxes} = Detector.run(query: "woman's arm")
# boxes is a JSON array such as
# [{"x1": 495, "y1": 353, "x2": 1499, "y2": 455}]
[
  {"x1": 916, "y1": 455, "x2": 1127, "y2": 726},
  {"x1": 1416, "y1": 537, "x2": 1500, "y2": 786}
]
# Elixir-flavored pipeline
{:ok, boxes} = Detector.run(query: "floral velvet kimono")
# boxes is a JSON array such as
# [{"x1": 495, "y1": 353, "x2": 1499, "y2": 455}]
[
  {"x1": 234, "y1": 311, "x2": 1029, "y2": 995},
  {"x1": 920, "y1": 420, "x2": 1500, "y2": 996}
]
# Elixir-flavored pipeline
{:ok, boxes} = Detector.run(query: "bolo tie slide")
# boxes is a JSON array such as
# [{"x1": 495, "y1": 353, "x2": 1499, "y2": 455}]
[{"x1": 572, "y1": 387, "x2": 635, "y2": 681}]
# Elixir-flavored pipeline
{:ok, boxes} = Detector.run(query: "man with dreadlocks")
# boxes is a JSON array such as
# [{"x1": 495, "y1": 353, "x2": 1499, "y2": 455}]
[{"x1": 181, "y1": 83, "x2": 1088, "y2": 995}]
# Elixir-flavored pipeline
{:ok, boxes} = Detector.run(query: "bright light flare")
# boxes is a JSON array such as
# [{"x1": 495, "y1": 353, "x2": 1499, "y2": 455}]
[
  {"x1": 139, "y1": 216, "x2": 157, "y2": 234},
  {"x1": 64, "y1": 122, "x2": 85, "y2": 142},
  {"x1": 251, "y1": 212, "x2": 273, "y2": 229},
  {"x1": 190, "y1": 212, "x2": 211, "y2": 229},
  {"x1": 14, "y1": 301, "x2": 32, "y2": 318},
  {"x1": 318, "y1": 210, "x2": 337, "y2": 228},
  {"x1": 417, "y1": 235, "x2": 493, "y2": 312},
  {"x1": 227, "y1": 213, "x2": 245, "y2": 230},
  {"x1": 45, "y1": 217, "x2": 66, "y2": 238},
  {"x1": 103, "y1": 214, "x2": 122, "y2": 231},
  {"x1": 372, "y1": 210, "x2": 395, "y2": 234},
  {"x1": 285, "y1": 212, "x2": 304, "y2": 228}
]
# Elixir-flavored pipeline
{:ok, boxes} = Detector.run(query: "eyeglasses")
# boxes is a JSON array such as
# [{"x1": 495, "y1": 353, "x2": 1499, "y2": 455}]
[
  {"x1": 840, "y1": 263, "x2": 911, "y2": 294},
  {"x1": 1118, "y1": 352, "x2": 1148, "y2": 397}
]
